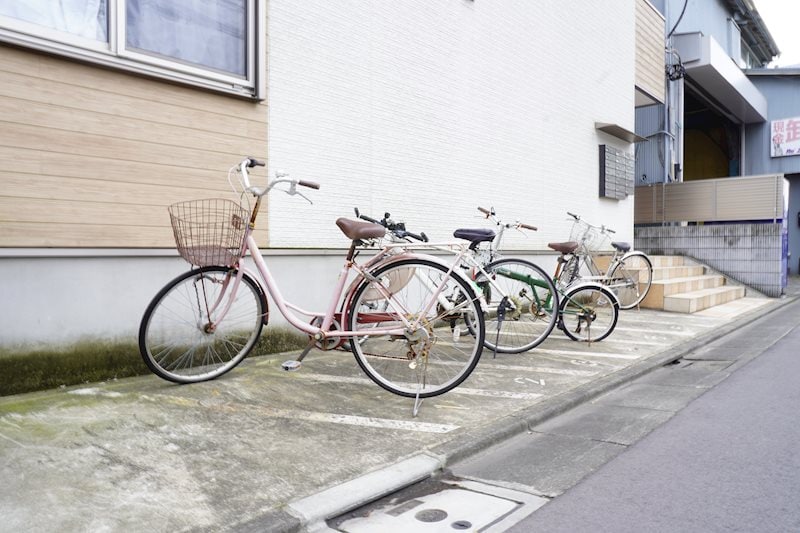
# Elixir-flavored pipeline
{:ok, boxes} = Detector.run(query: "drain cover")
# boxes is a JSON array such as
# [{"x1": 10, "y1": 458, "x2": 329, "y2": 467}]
[{"x1": 335, "y1": 478, "x2": 547, "y2": 532}]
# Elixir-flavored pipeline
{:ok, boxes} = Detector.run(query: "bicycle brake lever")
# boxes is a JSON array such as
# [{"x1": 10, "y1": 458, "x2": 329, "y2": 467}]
[{"x1": 287, "y1": 182, "x2": 313, "y2": 204}]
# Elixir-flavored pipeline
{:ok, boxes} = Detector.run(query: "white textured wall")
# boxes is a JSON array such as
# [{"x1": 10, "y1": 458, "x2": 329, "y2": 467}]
[
  {"x1": 267, "y1": 0, "x2": 637, "y2": 249},
  {"x1": 0, "y1": 2, "x2": 640, "y2": 348}
]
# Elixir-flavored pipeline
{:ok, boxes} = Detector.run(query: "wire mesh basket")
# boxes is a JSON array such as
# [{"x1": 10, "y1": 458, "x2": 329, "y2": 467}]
[
  {"x1": 569, "y1": 221, "x2": 608, "y2": 253},
  {"x1": 169, "y1": 199, "x2": 250, "y2": 267}
]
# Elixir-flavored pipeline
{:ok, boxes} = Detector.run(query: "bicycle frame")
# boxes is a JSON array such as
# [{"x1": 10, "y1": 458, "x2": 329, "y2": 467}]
[{"x1": 210, "y1": 237, "x2": 455, "y2": 343}]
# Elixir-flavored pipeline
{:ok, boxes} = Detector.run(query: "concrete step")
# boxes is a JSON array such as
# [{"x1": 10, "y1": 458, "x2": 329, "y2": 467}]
[
  {"x1": 649, "y1": 255, "x2": 689, "y2": 268},
  {"x1": 641, "y1": 274, "x2": 725, "y2": 309},
  {"x1": 652, "y1": 265, "x2": 705, "y2": 281},
  {"x1": 663, "y1": 285, "x2": 747, "y2": 313}
]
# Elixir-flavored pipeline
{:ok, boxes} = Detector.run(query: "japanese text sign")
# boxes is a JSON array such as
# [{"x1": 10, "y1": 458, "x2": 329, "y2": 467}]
[{"x1": 771, "y1": 117, "x2": 800, "y2": 157}]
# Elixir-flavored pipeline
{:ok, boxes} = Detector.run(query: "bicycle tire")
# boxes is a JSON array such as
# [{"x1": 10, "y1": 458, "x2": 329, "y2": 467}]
[
  {"x1": 481, "y1": 258, "x2": 559, "y2": 353},
  {"x1": 608, "y1": 252, "x2": 653, "y2": 310},
  {"x1": 556, "y1": 255, "x2": 582, "y2": 288},
  {"x1": 347, "y1": 259, "x2": 485, "y2": 398},
  {"x1": 558, "y1": 283, "x2": 618, "y2": 342},
  {"x1": 139, "y1": 266, "x2": 265, "y2": 383}
]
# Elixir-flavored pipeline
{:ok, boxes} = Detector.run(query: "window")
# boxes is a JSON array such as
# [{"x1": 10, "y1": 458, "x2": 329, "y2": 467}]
[{"x1": 0, "y1": 0, "x2": 263, "y2": 98}]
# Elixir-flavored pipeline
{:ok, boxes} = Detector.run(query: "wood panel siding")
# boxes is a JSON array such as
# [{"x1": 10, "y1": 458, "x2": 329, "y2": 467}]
[
  {"x1": 635, "y1": 0, "x2": 665, "y2": 104},
  {"x1": 0, "y1": 45, "x2": 268, "y2": 248}
]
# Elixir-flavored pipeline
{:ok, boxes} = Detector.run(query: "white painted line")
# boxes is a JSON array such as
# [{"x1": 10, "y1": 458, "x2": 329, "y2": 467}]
[
  {"x1": 286, "y1": 411, "x2": 459, "y2": 433},
  {"x1": 453, "y1": 388, "x2": 543, "y2": 400},
  {"x1": 299, "y1": 373, "x2": 543, "y2": 400},
  {"x1": 0, "y1": 431, "x2": 27, "y2": 448},
  {"x1": 533, "y1": 348, "x2": 641, "y2": 360},
  {"x1": 476, "y1": 362, "x2": 599, "y2": 377},
  {"x1": 613, "y1": 326, "x2": 695, "y2": 336},
  {"x1": 155, "y1": 393, "x2": 459, "y2": 433}
]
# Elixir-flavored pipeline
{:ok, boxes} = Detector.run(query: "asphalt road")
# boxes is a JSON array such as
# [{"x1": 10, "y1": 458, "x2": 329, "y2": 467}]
[{"x1": 503, "y1": 298, "x2": 800, "y2": 532}]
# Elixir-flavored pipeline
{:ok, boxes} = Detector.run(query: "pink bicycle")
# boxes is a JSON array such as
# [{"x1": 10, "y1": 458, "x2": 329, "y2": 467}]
[{"x1": 138, "y1": 157, "x2": 485, "y2": 403}]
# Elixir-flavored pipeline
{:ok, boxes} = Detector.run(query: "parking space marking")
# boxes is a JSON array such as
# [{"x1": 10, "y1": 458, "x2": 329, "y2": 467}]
[
  {"x1": 533, "y1": 348, "x2": 641, "y2": 360},
  {"x1": 295, "y1": 374, "x2": 543, "y2": 400},
  {"x1": 476, "y1": 363, "x2": 599, "y2": 377},
  {"x1": 155, "y1": 393, "x2": 460, "y2": 433},
  {"x1": 613, "y1": 326, "x2": 695, "y2": 336},
  {"x1": 453, "y1": 388, "x2": 543, "y2": 400}
]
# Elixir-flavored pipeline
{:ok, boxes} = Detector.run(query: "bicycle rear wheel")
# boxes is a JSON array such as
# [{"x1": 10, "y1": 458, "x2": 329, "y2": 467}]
[
  {"x1": 347, "y1": 259, "x2": 485, "y2": 398},
  {"x1": 608, "y1": 252, "x2": 653, "y2": 309},
  {"x1": 481, "y1": 258, "x2": 558, "y2": 353},
  {"x1": 139, "y1": 266, "x2": 265, "y2": 383},
  {"x1": 558, "y1": 284, "x2": 618, "y2": 342}
]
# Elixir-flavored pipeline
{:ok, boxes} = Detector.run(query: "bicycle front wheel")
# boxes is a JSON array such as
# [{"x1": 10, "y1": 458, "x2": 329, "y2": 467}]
[
  {"x1": 608, "y1": 252, "x2": 653, "y2": 309},
  {"x1": 558, "y1": 284, "x2": 618, "y2": 342},
  {"x1": 139, "y1": 266, "x2": 265, "y2": 383},
  {"x1": 347, "y1": 259, "x2": 485, "y2": 398},
  {"x1": 482, "y1": 258, "x2": 558, "y2": 353}
]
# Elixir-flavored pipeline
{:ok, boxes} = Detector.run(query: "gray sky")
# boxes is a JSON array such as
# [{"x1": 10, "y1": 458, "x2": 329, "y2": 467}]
[{"x1": 755, "y1": 0, "x2": 800, "y2": 67}]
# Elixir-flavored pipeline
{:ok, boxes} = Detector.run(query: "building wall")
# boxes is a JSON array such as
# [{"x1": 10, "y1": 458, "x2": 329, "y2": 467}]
[
  {"x1": 744, "y1": 76, "x2": 800, "y2": 176},
  {"x1": 1, "y1": 1, "x2": 640, "y2": 347},
  {"x1": 266, "y1": 0, "x2": 637, "y2": 251},
  {"x1": 636, "y1": 0, "x2": 666, "y2": 103},
  {"x1": 664, "y1": 0, "x2": 734, "y2": 53},
  {"x1": 744, "y1": 75, "x2": 800, "y2": 275},
  {"x1": 0, "y1": 42, "x2": 269, "y2": 347},
  {"x1": 0, "y1": 45, "x2": 269, "y2": 248}
]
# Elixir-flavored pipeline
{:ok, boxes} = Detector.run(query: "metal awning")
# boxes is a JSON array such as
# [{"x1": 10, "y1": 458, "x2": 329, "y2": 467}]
[{"x1": 673, "y1": 32, "x2": 767, "y2": 123}]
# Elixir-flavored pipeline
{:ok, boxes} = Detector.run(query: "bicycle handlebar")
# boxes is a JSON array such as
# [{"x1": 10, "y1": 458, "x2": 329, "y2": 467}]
[
  {"x1": 479, "y1": 207, "x2": 536, "y2": 231},
  {"x1": 354, "y1": 208, "x2": 429, "y2": 242},
  {"x1": 237, "y1": 157, "x2": 320, "y2": 198},
  {"x1": 298, "y1": 180, "x2": 321, "y2": 190},
  {"x1": 567, "y1": 211, "x2": 616, "y2": 233}
]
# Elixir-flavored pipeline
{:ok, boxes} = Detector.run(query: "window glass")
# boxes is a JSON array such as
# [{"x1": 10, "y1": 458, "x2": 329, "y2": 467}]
[
  {"x1": 126, "y1": 0, "x2": 246, "y2": 77},
  {"x1": 0, "y1": 0, "x2": 107, "y2": 41}
]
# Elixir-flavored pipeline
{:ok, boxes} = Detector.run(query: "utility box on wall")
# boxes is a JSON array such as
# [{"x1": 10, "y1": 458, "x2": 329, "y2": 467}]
[{"x1": 599, "y1": 144, "x2": 635, "y2": 199}]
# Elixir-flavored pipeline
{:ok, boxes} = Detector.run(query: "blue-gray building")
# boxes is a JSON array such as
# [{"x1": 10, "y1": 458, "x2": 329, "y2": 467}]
[{"x1": 635, "y1": 0, "x2": 800, "y2": 284}]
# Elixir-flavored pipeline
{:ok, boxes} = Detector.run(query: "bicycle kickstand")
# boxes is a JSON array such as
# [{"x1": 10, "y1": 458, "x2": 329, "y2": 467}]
[
  {"x1": 412, "y1": 389, "x2": 423, "y2": 417},
  {"x1": 493, "y1": 296, "x2": 511, "y2": 359}
]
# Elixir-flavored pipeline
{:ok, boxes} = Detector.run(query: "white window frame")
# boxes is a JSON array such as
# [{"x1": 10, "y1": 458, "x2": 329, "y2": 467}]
[{"x1": 0, "y1": 0, "x2": 265, "y2": 99}]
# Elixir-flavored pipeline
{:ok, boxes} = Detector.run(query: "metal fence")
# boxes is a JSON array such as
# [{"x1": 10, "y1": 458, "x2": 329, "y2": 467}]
[{"x1": 634, "y1": 174, "x2": 786, "y2": 225}]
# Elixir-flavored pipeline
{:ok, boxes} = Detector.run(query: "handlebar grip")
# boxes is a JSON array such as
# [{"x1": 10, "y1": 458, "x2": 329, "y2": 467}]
[
  {"x1": 606, "y1": 228, "x2": 616, "y2": 234},
  {"x1": 298, "y1": 180, "x2": 320, "y2": 190},
  {"x1": 247, "y1": 158, "x2": 266, "y2": 168},
  {"x1": 404, "y1": 230, "x2": 428, "y2": 242},
  {"x1": 358, "y1": 212, "x2": 381, "y2": 225},
  {"x1": 478, "y1": 207, "x2": 491, "y2": 215},
  {"x1": 519, "y1": 223, "x2": 538, "y2": 231},
  {"x1": 567, "y1": 211, "x2": 579, "y2": 219}
]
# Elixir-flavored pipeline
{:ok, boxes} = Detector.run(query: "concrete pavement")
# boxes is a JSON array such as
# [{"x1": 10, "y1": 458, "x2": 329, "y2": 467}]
[{"x1": 0, "y1": 287, "x2": 795, "y2": 532}]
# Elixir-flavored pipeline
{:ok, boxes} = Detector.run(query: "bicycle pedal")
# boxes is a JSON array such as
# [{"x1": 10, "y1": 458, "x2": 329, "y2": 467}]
[{"x1": 281, "y1": 360, "x2": 302, "y2": 372}]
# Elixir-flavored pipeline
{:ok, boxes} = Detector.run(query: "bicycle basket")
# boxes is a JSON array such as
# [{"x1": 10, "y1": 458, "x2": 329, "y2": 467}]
[
  {"x1": 569, "y1": 221, "x2": 607, "y2": 253},
  {"x1": 168, "y1": 199, "x2": 250, "y2": 267}
]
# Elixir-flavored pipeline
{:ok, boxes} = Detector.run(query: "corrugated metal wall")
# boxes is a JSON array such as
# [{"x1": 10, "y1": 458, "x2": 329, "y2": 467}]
[{"x1": 635, "y1": 104, "x2": 667, "y2": 185}]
